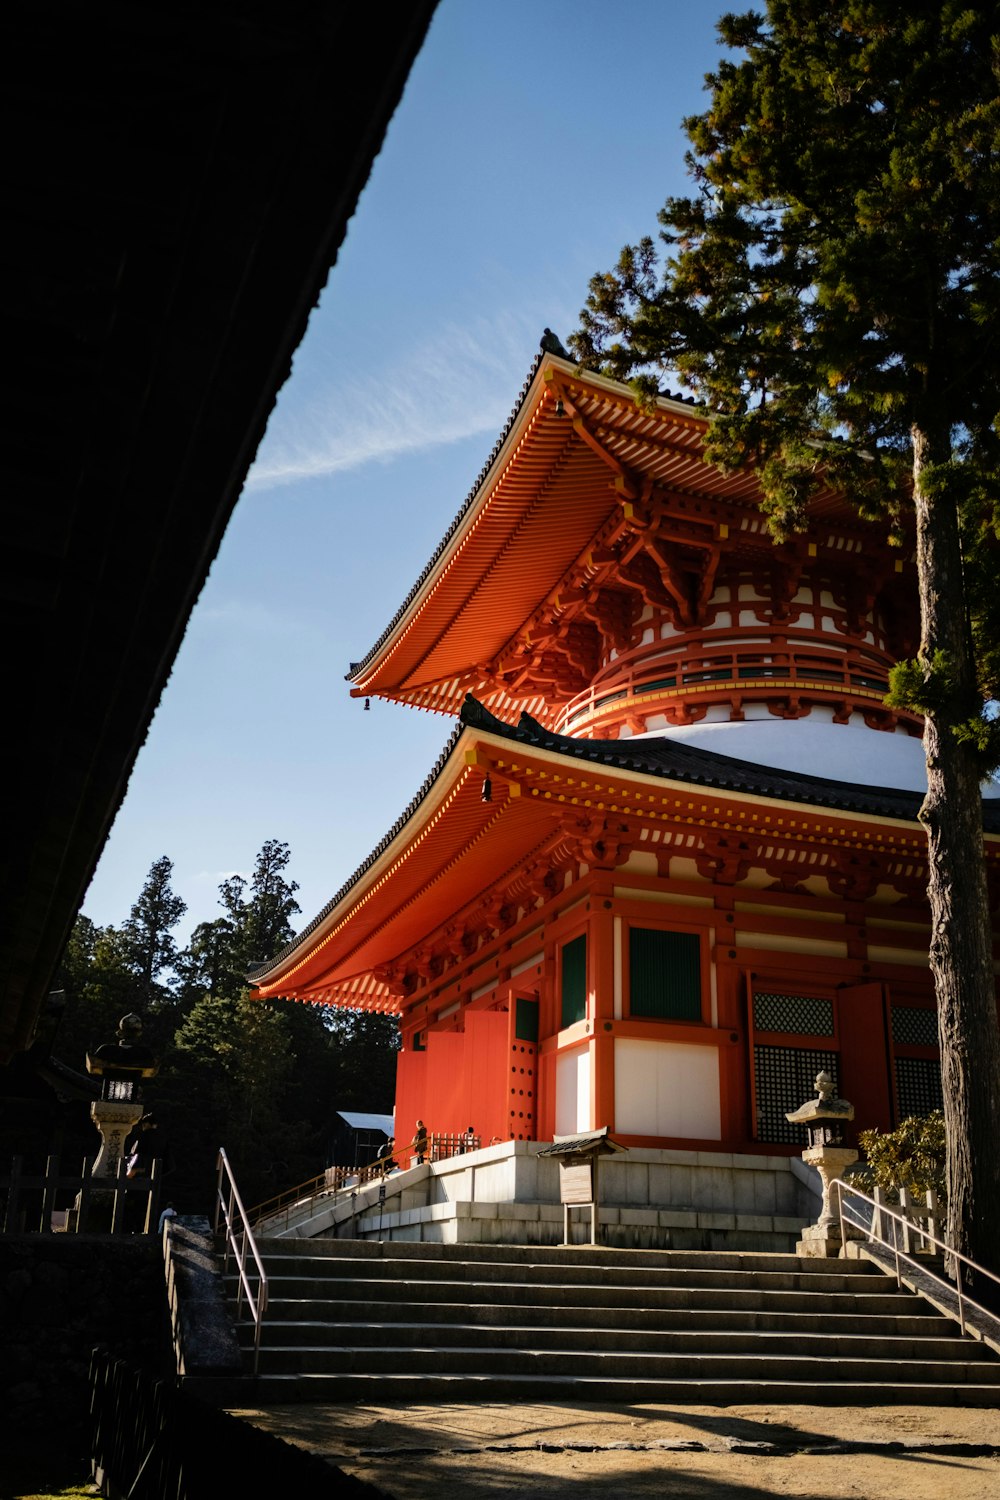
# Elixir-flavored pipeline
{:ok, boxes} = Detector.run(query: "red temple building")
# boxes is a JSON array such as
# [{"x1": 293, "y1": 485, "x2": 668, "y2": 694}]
[{"x1": 251, "y1": 352, "x2": 1000, "y2": 1161}]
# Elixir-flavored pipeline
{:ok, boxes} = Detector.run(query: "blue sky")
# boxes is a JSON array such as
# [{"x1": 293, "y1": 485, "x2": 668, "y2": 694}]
[{"x1": 84, "y1": 2, "x2": 730, "y2": 946}]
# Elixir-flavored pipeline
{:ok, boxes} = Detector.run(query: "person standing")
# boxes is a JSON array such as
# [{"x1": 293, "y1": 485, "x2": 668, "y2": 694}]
[{"x1": 409, "y1": 1119, "x2": 428, "y2": 1165}]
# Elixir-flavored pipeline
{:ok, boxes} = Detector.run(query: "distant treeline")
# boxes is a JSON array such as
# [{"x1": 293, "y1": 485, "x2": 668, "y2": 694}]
[{"x1": 53, "y1": 843, "x2": 398, "y2": 1212}]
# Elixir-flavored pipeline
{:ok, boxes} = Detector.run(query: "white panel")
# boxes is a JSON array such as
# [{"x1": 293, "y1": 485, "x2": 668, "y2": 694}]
[
  {"x1": 555, "y1": 1047, "x2": 592, "y2": 1135},
  {"x1": 627, "y1": 717, "x2": 965, "y2": 795},
  {"x1": 577, "y1": 1049, "x2": 591, "y2": 1129},
  {"x1": 614, "y1": 1039, "x2": 721, "y2": 1140}
]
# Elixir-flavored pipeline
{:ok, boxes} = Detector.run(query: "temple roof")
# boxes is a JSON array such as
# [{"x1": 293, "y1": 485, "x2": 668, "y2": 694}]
[
  {"x1": 459, "y1": 699, "x2": 1000, "y2": 828},
  {"x1": 346, "y1": 355, "x2": 899, "y2": 725},
  {"x1": 250, "y1": 696, "x2": 999, "y2": 1010}
]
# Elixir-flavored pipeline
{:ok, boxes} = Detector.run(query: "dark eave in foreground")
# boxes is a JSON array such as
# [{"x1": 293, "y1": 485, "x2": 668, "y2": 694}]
[{"x1": 1, "y1": 1, "x2": 437, "y2": 1062}]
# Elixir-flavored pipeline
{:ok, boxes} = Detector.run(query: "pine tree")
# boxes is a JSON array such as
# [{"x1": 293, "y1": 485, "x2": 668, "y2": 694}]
[
  {"x1": 571, "y1": 2, "x2": 1000, "y2": 1279},
  {"x1": 54, "y1": 917, "x2": 137, "y2": 1067},
  {"x1": 121, "y1": 855, "x2": 187, "y2": 1008}
]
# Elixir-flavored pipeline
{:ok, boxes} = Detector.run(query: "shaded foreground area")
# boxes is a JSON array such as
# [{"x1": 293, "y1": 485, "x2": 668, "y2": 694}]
[{"x1": 237, "y1": 1400, "x2": 1000, "y2": 1500}]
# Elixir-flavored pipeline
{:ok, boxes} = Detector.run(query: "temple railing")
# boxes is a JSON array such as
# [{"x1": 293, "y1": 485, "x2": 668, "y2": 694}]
[
  {"x1": 430, "y1": 1131, "x2": 480, "y2": 1161},
  {"x1": 1, "y1": 1154, "x2": 161, "y2": 1234},
  {"x1": 557, "y1": 635, "x2": 904, "y2": 735},
  {"x1": 834, "y1": 1178, "x2": 1000, "y2": 1351}
]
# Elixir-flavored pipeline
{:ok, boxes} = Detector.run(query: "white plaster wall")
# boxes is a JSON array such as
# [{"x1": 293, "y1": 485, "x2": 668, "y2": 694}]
[
  {"x1": 628, "y1": 717, "x2": 1000, "y2": 796},
  {"x1": 615, "y1": 1038, "x2": 721, "y2": 1140},
  {"x1": 555, "y1": 1047, "x2": 592, "y2": 1134}
]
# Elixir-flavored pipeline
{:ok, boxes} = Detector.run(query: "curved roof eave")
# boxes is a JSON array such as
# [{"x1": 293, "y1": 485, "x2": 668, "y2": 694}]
[
  {"x1": 345, "y1": 353, "x2": 706, "y2": 687},
  {"x1": 252, "y1": 695, "x2": 1000, "y2": 995},
  {"x1": 249, "y1": 719, "x2": 464, "y2": 987}
]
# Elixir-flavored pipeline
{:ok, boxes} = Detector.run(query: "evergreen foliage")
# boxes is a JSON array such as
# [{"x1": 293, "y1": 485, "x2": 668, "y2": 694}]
[
  {"x1": 121, "y1": 855, "x2": 187, "y2": 1008},
  {"x1": 571, "y1": 1, "x2": 1000, "y2": 1275},
  {"x1": 51, "y1": 843, "x2": 398, "y2": 1213},
  {"x1": 856, "y1": 1110, "x2": 947, "y2": 1200}
]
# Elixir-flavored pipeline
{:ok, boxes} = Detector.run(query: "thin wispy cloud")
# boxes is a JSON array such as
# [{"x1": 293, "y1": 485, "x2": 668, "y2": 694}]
[
  {"x1": 192, "y1": 600, "x2": 317, "y2": 641},
  {"x1": 245, "y1": 311, "x2": 549, "y2": 493}
]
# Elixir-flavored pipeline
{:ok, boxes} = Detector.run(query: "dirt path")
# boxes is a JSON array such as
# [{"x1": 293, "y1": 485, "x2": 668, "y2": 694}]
[{"x1": 235, "y1": 1400, "x2": 1000, "y2": 1499}]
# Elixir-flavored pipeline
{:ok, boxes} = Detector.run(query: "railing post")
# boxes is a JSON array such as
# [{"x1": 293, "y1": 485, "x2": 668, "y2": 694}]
[
  {"x1": 4, "y1": 1155, "x2": 23, "y2": 1233},
  {"x1": 110, "y1": 1156, "x2": 127, "y2": 1236},
  {"x1": 76, "y1": 1156, "x2": 92, "y2": 1233},
  {"x1": 41, "y1": 1154, "x2": 60, "y2": 1233},
  {"x1": 871, "y1": 1185, "x2": 884, "y2": 1243},
  {"x1": 925, "y1": 1188, "x2": 940, "y2": 1249},
  {"x1": 899, "y1": 1186, "x2": 915, "y2": 1256},
  {"x1": 213, "y1": 1152, "x2": 224, "y2": 1236},
  {"x1": 144, "y1": 1159, "x2": 162, "y2": 1236}
]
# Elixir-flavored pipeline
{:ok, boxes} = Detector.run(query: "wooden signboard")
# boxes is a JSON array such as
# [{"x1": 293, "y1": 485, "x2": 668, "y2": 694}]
[{"x1": 559, "y1": 1159, "x2": 594, "y2": 1205}]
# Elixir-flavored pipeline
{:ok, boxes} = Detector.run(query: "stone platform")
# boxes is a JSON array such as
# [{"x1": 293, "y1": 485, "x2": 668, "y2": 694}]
[{"x1": 258, "y1": 1139, "x2": 821, "y2": 1252}]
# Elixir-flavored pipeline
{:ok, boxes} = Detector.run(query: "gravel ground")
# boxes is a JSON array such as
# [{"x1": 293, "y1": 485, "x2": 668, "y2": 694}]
[{"x1": 234, "y1": 1399, "x2": 1000, "y2": 1500}]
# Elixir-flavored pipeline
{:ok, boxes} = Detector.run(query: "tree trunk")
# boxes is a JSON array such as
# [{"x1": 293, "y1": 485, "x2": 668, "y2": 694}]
[{"x1": 911, "y1": 423, "x2": 1000, "y2": 1292}]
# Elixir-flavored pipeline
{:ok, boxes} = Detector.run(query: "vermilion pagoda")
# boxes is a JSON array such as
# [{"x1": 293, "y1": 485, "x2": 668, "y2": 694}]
[{"x1": 251, "y1": 352, "x2": 1000, "y2": 1156}]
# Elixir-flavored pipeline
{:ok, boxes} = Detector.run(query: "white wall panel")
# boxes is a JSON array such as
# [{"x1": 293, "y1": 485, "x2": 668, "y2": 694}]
[
  {"x1": 555, "y1": 1047, "x2": 591, "y2": 1135},
  {"x1": 614, "y1": 1038, "x2": 721, "y2": 1139}
]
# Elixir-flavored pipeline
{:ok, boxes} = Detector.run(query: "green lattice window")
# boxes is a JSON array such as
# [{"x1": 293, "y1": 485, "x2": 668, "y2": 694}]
[
  {"x1": 629, "y1": 927, "x2": 701, "y2": 1021},
  {"x1": 753, "y1": 991, "x2": 834, "y2": 1037},
  {"x1": 561, "y1": 934, "x2": 587, "y2": 1029},
  {"x1": 755, "y1": 1046, "x2": 839, "y2": 1145},
  {"x1": 891, "y1": 1007, "x2": 938, "y2": 1048},
  {"x1": 895, "y1": 1056, "x2": 943, "y2": 1118}
]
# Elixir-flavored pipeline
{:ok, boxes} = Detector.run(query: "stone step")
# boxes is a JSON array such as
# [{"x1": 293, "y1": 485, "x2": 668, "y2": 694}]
[
  {"x1": 251, "y1": 1345, "x2": 1000, "y2": 1384},
  {"x1": 252, "y1": 1238, "x2": 827, "y2": 1273},
  {"x1": 237, "y1": 1300, "x2": 947, "y2": 1337},
  {"x1": 240, "y1": 1321, "x2": 994, "y2": 1367},
  {"x1": 222, "y1": 1370, "x2": 1000, "y2": 1407},
  {"x1": 247, "y1": 1276, "x2": 921, "y2": 1316},
  {"x1": 243, "y1": 1261, "x2": 892, "y2": 1294},
  {"x1": 212, "y1": 1239, "x2": 1000, "y2": 1408}
]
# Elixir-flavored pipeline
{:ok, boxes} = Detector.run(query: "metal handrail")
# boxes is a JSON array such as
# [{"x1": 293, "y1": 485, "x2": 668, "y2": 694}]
[
  {"x1": 248, "y1": 1167, "x2": 332, "y2": 1228},
  {"x1": 214, "y1": 1149, "x2": 269, "y2": 1375},
  {"x1": 834, "y1": 1177, "x2": 1000, "y2": 1340},
  {"x1": 250, "y1": 1162, "x2": 387, "y2": 1235}
]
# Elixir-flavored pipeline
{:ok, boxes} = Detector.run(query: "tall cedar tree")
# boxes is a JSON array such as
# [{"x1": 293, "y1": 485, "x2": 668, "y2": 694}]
[
  {"x1": 121, "y1": 855, "x2": 187, "y2": 1008},
  {"x1": 571, "y1": 2, "x2": 1000, "y2": 1278},
  {"x1": 217, "y1": 838, "x2": 301, "y2": 995}
]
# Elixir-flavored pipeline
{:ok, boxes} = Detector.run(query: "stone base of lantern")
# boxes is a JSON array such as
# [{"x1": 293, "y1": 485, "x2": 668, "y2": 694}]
[
  {"x1": 796, "y1": 1222, "x2": 848, "y2": 1258},
  {"x1": 795, "y1": 1143, "x2": 858, "y2": 1257}
]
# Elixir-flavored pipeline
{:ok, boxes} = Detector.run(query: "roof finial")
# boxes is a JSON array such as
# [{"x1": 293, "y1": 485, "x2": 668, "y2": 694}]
[{"x1": 540, "y1": 327, "x2": 569, "y2": 358}]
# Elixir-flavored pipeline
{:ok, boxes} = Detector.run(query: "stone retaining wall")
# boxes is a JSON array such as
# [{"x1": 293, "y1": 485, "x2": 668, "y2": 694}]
[{"x1": 0, "y1": 1234, "x2": 169, "y2": 1448}]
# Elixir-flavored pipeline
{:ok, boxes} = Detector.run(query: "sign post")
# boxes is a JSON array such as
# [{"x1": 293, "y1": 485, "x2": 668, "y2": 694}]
[{"x1": 537, "y1": 1128, "x2": 625, "y2": 1246}]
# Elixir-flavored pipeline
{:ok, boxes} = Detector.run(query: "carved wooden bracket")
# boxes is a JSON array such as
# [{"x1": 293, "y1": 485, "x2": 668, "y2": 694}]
[{"x1": 695, "y1": 832, "x2": 760, "y2": 886}]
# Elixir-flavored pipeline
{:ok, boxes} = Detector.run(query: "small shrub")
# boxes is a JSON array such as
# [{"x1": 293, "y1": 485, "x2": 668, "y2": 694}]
[{"x1": 854, "y1": 1111, "x2": 947, "y2": 1202}]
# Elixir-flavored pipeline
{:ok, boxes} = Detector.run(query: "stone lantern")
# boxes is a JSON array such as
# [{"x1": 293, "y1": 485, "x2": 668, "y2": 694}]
[
  {"x1": 86, "y1": 1013, "x2": 159, "y2": 1182},
  {"x1": 785, "y1": 1071, "x2": 857, "y2": 1257}
]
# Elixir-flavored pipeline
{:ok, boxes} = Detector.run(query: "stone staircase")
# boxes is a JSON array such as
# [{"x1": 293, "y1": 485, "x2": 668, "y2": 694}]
[{"x1": 225, "y1": 1237, "x2": 1000, "y2": 1405}]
